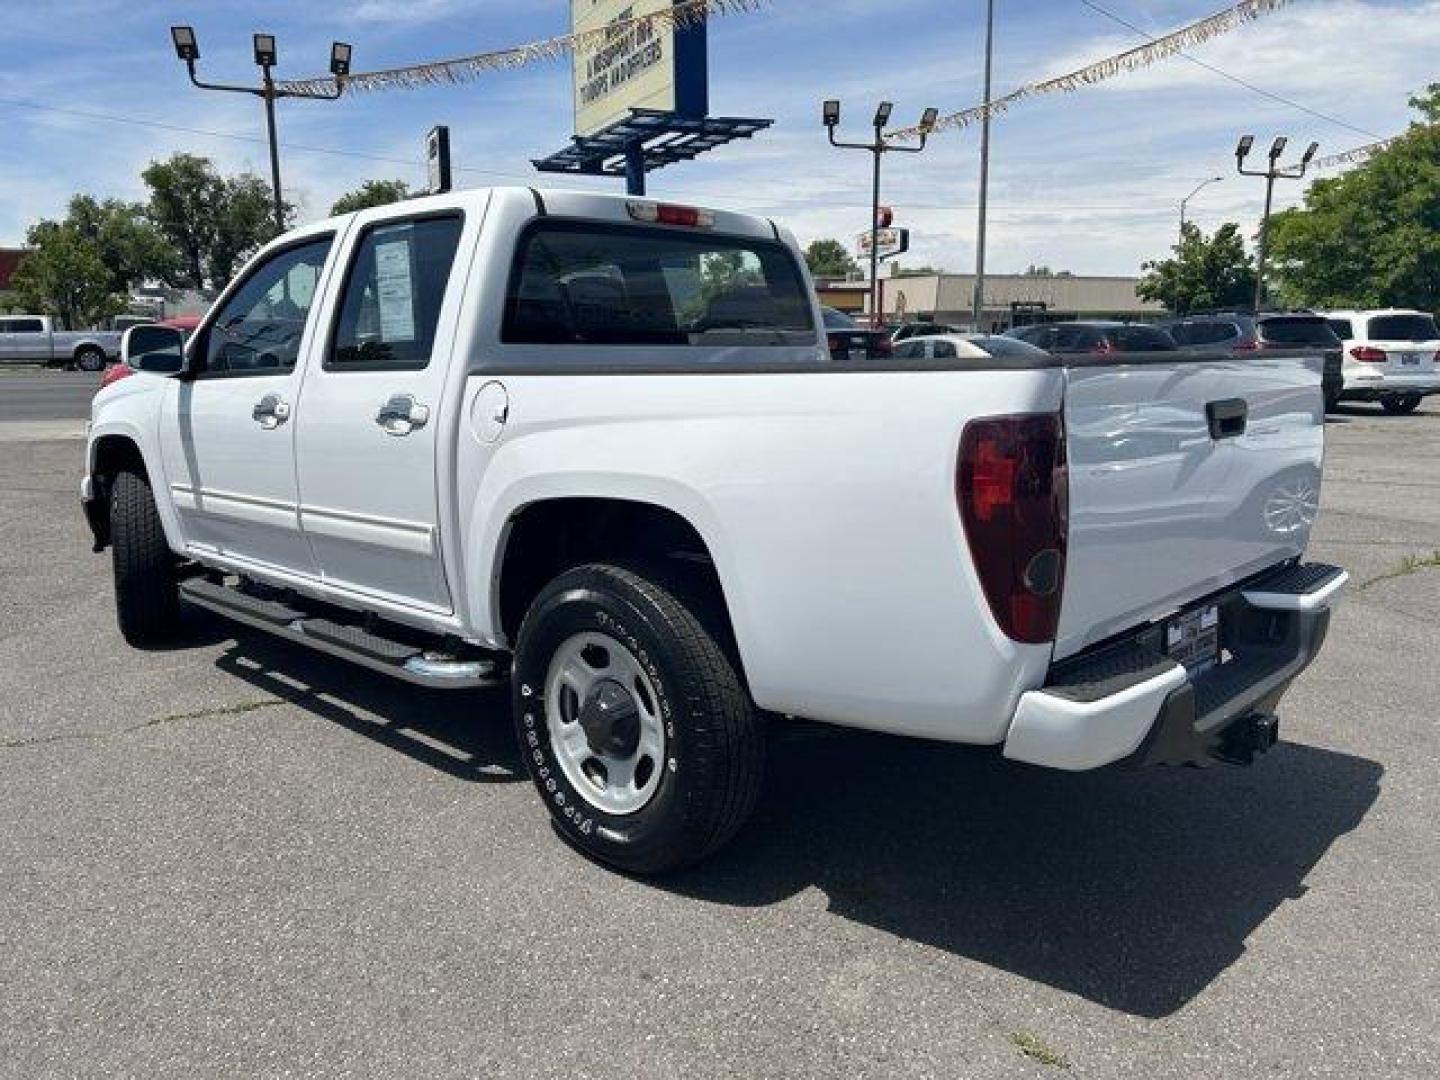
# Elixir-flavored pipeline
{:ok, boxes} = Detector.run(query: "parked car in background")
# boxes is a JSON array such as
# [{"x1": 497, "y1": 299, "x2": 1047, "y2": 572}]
[
  {"x1": 891, "y1": 320, "x2": 964, "y2": 344},
  {"x1": 0, "y1": 315, "x2": 121, "y2": 371},
  {"x1": 892, "y1": 333, "x2": 1052, "y2": 362},
  {"x1": 820, "y1": 305, "x2": 892, "y2": 361},
  {"x1": 1159, "y1": 312, "x2": 1344, "y2": 412},
  {"x1": 1006, "y1": 320, "x2": 1178, "y2": 354},
  {"x1": 1319, "y1": 309, "x2": 1440, "y2": 414}
]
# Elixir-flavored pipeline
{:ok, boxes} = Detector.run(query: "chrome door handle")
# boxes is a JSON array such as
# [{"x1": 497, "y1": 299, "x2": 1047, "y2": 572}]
[
  {"x1": 252, "y1": 394, "x2": 291, "y2": 430},
  {"x1": 376, "y1": 394, "x2": 431, "y2": 436}
]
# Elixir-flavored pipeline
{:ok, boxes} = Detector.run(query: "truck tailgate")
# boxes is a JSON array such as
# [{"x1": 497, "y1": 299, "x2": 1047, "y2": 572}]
[{"x1": 1056, "y1": 352, "x2": 1324, "y2": 659}]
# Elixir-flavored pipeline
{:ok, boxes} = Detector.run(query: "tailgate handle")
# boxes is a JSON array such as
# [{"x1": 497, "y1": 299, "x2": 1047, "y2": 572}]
[{"x1": 1206, "y1": 398, "x2": 1247, "y2": 439}]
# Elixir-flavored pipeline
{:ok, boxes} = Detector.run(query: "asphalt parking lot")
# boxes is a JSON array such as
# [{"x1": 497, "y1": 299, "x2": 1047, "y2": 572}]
[{"x1": 1, "y1": 392, "x2": 1436, "y2": 1078}]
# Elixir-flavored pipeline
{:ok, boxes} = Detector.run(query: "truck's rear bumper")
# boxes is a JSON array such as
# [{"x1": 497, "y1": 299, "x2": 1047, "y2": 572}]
[{"x1": 1002, "y1": 562, "x2": 1346, "y2": 771}]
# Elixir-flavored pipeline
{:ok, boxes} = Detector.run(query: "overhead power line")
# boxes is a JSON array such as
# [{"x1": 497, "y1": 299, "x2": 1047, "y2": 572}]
[{"x1": 1077, "y1": 0, "x2": 1384, "y2": 141}]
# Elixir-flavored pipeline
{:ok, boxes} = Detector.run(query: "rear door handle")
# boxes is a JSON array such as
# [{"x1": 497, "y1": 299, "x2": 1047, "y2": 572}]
[
  {"x1": 252, "y1": 393, "x2": 291, "y2": 430},
  {"x1": 376, "y1": 394, "x2": 430, "y2": 436},
  {"x1": 1206, "y1": 397, "x2": 1247, "y2": 440}
]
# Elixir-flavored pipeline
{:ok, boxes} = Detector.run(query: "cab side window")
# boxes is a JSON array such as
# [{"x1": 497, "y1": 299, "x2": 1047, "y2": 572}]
[
  {"x1": 201, "y1": 237, "x2": 333, "y2": 376},
  {"x1": 329, "y1": 215, "x2": 464, "y2": 372}
]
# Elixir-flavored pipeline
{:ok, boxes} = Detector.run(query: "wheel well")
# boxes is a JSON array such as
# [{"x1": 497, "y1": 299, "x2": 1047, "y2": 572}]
[
  {"x1": 86, "y1": 436, "x2": 148, "y2": 549},
  {"x1": 497, "y1": 498, "x2": 730, "y2": 643},
  {"x1": 73, "y1": 342, "x2": 103, "y2": 359}
]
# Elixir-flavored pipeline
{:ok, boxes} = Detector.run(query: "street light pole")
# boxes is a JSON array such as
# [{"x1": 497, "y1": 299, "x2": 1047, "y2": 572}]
[
  {"x1": 1235, "y1": 135, "x2": 1318, "y2": 311},
  {"x1": 1173, "y1": 176, "x2": 1222, "y2": 314},
  {"x1": 170, "y1": 27, "x2": 352, "y2": 235},
  {"x1": 973, "y1": 0, "x2": 995, "y2": 331},
  {"x1": 823, "y1": 100, "x2": 938, "y2": 328}
]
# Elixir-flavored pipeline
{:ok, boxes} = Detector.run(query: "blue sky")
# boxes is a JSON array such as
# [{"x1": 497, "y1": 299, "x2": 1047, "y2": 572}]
[{"x1": 1, "y1": 0, "x2": 1435, "y2": 275}]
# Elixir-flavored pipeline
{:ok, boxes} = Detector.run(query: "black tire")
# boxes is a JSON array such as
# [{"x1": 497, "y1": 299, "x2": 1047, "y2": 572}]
[
  {"x1": 511, "y1": 563, "x2": 763, "y2": 875},
  {"x1": 110, "y1": 470, "x2": 180, "y2": 646},
  {"x1": 1381, "y1": 393, "x2": 1421, "y2": 415},
  {"x1": 75, "y1": 346, "x2": 106, "y2": 373}
]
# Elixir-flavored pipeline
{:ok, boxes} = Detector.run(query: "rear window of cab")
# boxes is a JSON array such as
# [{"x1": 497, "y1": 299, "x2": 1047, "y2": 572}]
[{"x1": 502, "y1": 222, "x2": 815, "y2": 347}]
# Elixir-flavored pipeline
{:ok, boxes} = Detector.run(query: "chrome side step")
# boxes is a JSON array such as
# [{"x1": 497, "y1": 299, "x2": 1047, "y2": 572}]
[{"x1": 179, "y1": 578, "x2": 506, "y2": 690}]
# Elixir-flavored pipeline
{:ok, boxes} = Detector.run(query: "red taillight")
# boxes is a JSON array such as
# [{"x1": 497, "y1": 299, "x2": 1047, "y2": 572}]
[
  {"x1": 98, "y1": 363, "x2": 133, "y2": 389},
  {"x1": 1233, "y1": 339, "x2": 1261, "y2": 353},
  {"x1": 625, "y1": 200, "x2": 714, "y2": 228},
  {"x1": 1350, "y1": 345, "x2": 1387, "y2": 363},
  {"x1": 957, "y1": 414, "x2": 1068, "y2": 644}
]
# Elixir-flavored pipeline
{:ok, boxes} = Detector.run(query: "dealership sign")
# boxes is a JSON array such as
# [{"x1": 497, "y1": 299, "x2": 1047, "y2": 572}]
[
  {"x1": 572, "y1": 0, "x2": 709, "y2": 137},
  {"x1": 857, "y1": 227, "x2": 910, "y2": 260}
]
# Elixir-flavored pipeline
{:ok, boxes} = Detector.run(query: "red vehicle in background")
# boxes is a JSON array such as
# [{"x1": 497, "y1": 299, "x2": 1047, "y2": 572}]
[{"x1": 98, "y1": 315, "x2": 204, "y2": 389}]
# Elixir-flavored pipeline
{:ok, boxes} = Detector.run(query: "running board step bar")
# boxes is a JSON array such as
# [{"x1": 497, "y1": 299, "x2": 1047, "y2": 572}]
[{"x1": 179, "y1": 578, "x2": 506, "y2": 690}]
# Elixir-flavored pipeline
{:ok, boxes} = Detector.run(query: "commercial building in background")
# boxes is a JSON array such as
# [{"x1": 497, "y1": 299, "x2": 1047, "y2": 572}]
[
  {"x1": 0, "y1": 248, "x2": 26, "y2": 293},
  {"x1": 819, "y1": 271, "x2": 1164, "y2": 330}
]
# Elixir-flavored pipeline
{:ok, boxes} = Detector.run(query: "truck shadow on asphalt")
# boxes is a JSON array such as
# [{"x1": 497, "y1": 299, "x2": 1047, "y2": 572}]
[
  {"x1": 198, "y1": 612, "x2": 1380, "y2": 1021},
  {"x1": 204, "y1": 615, "x2": 523, "y2": 784},
  {"x1": 668, "y1": 727, "x2": 1382, "y2": 1020}
]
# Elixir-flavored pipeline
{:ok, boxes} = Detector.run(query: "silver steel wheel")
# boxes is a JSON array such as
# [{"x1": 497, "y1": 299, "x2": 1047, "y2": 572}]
[{"x1": 544, "y1": 631, "x2": 667, "y2": 816}]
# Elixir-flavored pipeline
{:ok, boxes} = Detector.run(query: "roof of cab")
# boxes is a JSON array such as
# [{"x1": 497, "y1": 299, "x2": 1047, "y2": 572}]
[{"x1": 323, "y1": 186, "x2": 779, "y2": 241}]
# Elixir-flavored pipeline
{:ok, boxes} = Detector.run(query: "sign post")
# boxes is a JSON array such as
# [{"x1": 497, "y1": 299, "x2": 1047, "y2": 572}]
[
  {"x1": 426, "y1": 125, "x2": 452, "y2": 195},
  {"x1": 534, "y1": 1, "x2": 771, "y2": 194}
]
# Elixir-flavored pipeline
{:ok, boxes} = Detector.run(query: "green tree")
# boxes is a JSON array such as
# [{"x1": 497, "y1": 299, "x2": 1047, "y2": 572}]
[
  {"x1": 1267, "y1": 84, "x2": 1440, "y2": 309},
  {"x1": 804, "y1": 238, "x2": 860, "y2": 279},
  {"x1": 66, "y1": 194, "x2": 180, "y2": 293},
  {"x1": 331, "y1": 179, "x2": 412, "y2": 216},
  {"x1": 10, "y1": 220, "x2": 124, "y2": 329},
  {"x1": 142, "y1": 153, "x2": 290, "y2": 292},
  {"x1": 1137, "y1": 221, "x2": 1257, "y2": 314}
]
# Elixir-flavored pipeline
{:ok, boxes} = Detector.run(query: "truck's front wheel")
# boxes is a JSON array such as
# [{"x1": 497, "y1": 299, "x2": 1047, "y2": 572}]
[
  {"x1": 109, "y1": 470, "x2": 181, "y2": 646},
  {"x1": 511, "y1": 563, "x2": 763, "y2": 874}
]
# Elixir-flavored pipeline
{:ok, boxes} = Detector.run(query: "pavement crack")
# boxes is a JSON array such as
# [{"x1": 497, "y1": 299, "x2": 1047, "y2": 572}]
[
  {"x1": 0, "y1": 697, "x2": 283, "y2": 750},
  {"x1": 1356, "y1": 548, "x2": 1440, "y2": 591}
]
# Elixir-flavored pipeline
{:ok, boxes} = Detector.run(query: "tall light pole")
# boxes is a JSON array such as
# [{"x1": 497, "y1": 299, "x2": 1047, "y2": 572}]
[
  {"x1": 1173, "y1": 176, "x2": 1222, "y2": 314},
  {"x1": 1235, "y1": 134, "x2": 1318, "y2": 311},
  {"x1": 823, "y1": 100, "x2": 938, "y2": 327},
  {"x1": 1179, "y1": 176, "x2": 1223, "y2": 238},
  {"x1": 170, "y1": 26, "x2": 353, "y2": 233},
  {"x1": 972, "y1": 0, "x2": 996, "y2": 331}
]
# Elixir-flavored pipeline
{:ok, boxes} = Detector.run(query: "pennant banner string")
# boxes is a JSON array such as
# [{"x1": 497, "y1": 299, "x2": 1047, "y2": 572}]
[
  {"x1": 887, "y1": 0, "x2": 1295, "y2": 140},
  {"x1": 277, "y1": 0, "x2": 764, "y2": 96}
]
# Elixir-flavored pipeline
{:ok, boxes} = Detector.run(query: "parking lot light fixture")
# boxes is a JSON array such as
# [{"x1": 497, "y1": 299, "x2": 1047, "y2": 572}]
[
  {"x1": 170, "y1": 25, "x2": 199, "y2": 62},
  {"x1": 172, "y1": 28, "x2": 350, "y2": 234},
  {"x1": 330, "y1": 41, "x2": 353, "y2": 78},
  {"x1": 1236, "y1": 134, "x2": 1319, "y2": 311},
  {"x1": 253, "y1": 33, "x2": 278, "y2": 69},
  {"x1": 823, "y1": 101, "x2": 934, "y2": 327}
]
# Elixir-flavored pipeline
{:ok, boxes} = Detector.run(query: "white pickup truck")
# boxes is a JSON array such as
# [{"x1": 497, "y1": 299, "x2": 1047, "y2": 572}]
[
  {"x1": 84, "y1": 189, "x2": 1346, "y2": 873},
  {"x1": 1, "y1": 315, "x2": 120, "y2": 370}
]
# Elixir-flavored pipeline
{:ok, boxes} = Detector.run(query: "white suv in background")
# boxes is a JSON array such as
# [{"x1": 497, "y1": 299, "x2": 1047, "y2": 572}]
[{"x1": 1321, "y1": 309, "x2": 1440, "y2": 414}]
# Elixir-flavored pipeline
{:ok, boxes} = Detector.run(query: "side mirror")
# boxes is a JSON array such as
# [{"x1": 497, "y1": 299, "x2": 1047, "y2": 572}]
[{"x1": 121, "y1": 324, "x2": 188, "y2": 376}]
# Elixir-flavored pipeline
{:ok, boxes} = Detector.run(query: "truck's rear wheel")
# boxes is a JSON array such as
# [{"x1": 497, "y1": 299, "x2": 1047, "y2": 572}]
[
  {"x1": 511, "y1": 563, "x2": 763, "y2": 874},
  {"x1": 1381, "y1": 393, "x2": 1421, "y2": 415},
  {"x1": 110, "y1": 470, "x2": 180, "y2": 646},
  {"x1": 74, "y1": 346, "x2": 106, "y2": 373}
]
